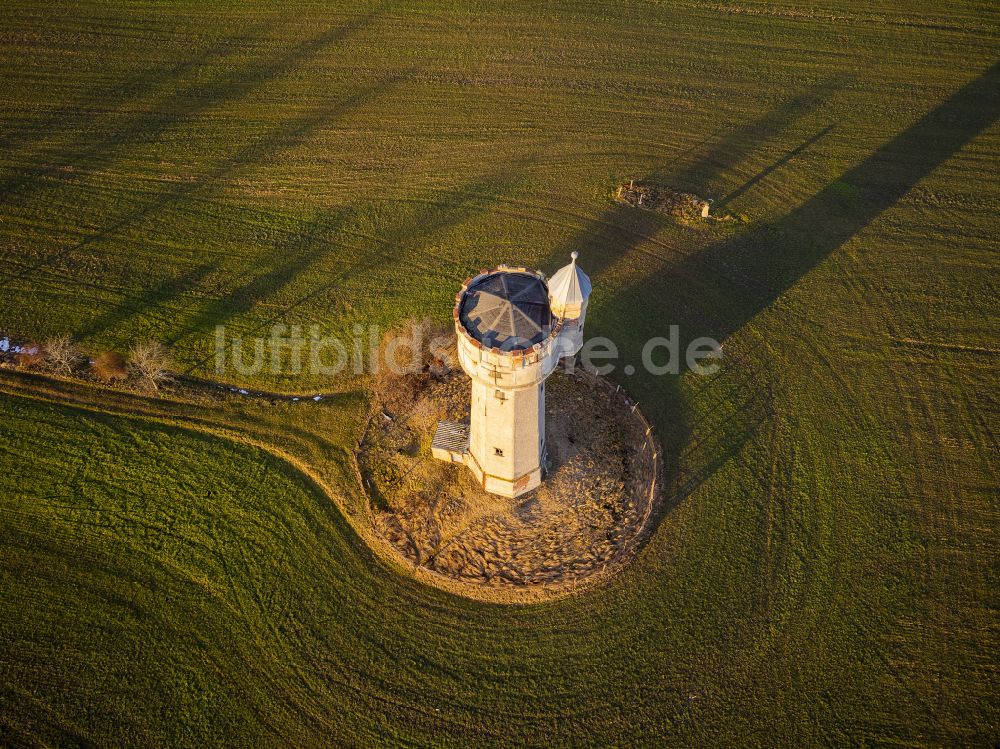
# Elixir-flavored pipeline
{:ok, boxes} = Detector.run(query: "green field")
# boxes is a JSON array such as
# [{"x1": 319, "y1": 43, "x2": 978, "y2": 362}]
[{"x1": 0, "y1": 0, "x2": 997, "y2": 746}]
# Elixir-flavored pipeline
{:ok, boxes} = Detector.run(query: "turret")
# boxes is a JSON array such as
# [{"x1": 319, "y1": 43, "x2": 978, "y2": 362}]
[{"x1": 547, "y1": 251, "x2": 592, "y2": 357}]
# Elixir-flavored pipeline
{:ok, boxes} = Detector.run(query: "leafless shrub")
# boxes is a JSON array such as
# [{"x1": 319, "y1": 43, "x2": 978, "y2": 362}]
[
  {"x1": 92, "y1": 351, "x2": 129, "y2": 384},
  {"x1": 14, "y1": 342, "x2": 45, "y2": 370},
  {"x1": 43, "y1": 335, "x2": 82, "y2": 375},
  {"x1": 408, "y1": 395, "x2": 445, "y2": 437},
  {"x1": 129, "y1": 341, "x2": 173, "y2": 391},
  {"x1": 369, "y1": 317, "x2": 455, "y2": 415}
]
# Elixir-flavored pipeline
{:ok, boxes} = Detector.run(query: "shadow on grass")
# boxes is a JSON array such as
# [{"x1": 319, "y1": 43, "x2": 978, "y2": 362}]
[
  {"x1": 0, "y1": 10, "x2": 385, "y2": 288},
  {"x1": 177, "y1": 207, "x2": 353, "y2": 345},
  {"x1": 73, "y1": 65, "x2": 412, "y2": 348},
  {"x1": 529, "y1": 81, "x2": 848, "y2": 522},
  {"x1": 186, "y1": 156, "x2": 542, "y2": 375},
  {"x1": 0, "y1": 32, "x2": 248, "y2": 155},
  {"x1": 717, "y1": 122, "x2": 836, "y2": 208},
  {"x1": 668, "y1": 76, "x2": 849, "y2": 197},
  {"x1": 78, "y1": 263, "x2": 217, "y2": 339},
  {"x1": 667, "y1": 59, "x2": 1000, "y2": 345},
  {"x1": 584, "y1": 61, "x2": 1000, "y2": 523},
  {"x1": 52, "y1": 69, "x2": 412, "y2": 351},
  {"x1": 538, "y1": 77, "x2": 849, "y2": 284}
]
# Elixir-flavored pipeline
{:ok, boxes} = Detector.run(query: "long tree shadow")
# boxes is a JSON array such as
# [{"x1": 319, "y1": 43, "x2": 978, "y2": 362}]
[
  {"x1": 0, "y1": 32, "x2": 250, "y2": 155},
  {"x1": 73, "y1": 67, "x2": 413, "y2": 351},
  {"x1": 176, "y1": 208, "x2": 352, "y2": 345},
  {"x1": 603, "y1": 60, "x2": 1000, "y2": 521},
  {"x1": 11, "y1": 67, "x2": 409, "y2": 349},
  {"x1": 333, "y1": 156, "x2": 544, "y2": 285},
  {"x1": 0, "y1": 11, "x2": 385, "y2": 288},
  {"x1": 0, "y1": 15, "x2": 379, "y2": 204},
  {"x1": 537, "y1": 77, "x2": 849, "y2": 284},
  {"x1": 78, "y1": 262, "x2": 217, "y2": 339},
  {"x1": 186, "y1": 153, "x2": 544, "y2": 375}
]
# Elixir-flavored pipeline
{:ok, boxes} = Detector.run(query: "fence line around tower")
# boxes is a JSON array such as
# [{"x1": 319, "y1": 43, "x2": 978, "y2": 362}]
[{"x1": 567, "y1": 365, "x2": 662, "y2": 554}]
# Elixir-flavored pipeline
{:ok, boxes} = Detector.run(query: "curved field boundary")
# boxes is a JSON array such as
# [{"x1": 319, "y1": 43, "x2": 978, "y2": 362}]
[{"x1": 0, "y1": 366, "x2": 664, "y2": 604}]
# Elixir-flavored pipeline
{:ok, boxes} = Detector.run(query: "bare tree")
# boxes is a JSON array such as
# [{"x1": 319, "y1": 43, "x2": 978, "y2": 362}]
[
  {"x1": 369, "y1": 317, "x2": 455, "y2": 414},
  {"x1": 129, "y1": 341, "x2": 173, "y2": 391},
  {"x1": 44, "y1": 335, "x2": 82, "y2": 375}
]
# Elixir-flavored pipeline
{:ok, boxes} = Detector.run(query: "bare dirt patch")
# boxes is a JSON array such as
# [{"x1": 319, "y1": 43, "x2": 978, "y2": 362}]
[{"x1": 357, "y1": 368, "x2": 661, "y2": 594}]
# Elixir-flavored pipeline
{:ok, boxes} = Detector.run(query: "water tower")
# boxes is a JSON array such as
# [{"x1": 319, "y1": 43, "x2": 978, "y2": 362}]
[{"x1": 431, "y1": 254, "x2": 592, "y2": 498}]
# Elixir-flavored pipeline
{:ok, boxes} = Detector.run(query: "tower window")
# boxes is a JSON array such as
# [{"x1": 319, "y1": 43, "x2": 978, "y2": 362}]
[{"x1": 494, "y1": 447, "x2": 504, "y2": 456}]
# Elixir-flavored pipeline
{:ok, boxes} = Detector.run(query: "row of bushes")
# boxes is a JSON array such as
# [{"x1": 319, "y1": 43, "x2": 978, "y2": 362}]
[{"x1": 4, "y1": 335, "x2": 173, "y2": 392}]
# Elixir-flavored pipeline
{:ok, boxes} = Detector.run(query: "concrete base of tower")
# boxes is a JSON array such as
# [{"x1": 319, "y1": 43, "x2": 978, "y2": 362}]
[{"x1": 463, "y1": 450, "x2": 542, "y2": 498}]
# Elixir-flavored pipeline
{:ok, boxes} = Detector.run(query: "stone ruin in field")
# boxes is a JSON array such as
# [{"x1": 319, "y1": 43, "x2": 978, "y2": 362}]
[{"x1": 615, "y1": 180, "x2": 713, "y2": 223}]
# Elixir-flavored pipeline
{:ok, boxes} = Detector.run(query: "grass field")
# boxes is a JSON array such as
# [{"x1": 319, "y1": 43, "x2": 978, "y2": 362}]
[{"x1": 0, "y1": 0, "x2": 997, "y2": 745}]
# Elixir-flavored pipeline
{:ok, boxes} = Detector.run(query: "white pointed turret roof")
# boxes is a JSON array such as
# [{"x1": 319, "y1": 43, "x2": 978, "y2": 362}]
[{"x1": 548, "y1": 251, "x2": 591, "y2": 308}]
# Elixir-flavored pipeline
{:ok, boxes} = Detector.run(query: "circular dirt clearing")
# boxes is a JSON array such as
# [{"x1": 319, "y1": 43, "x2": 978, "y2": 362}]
[{"x1": 358, "y1": 368, "x2": 661, "y2": 600}]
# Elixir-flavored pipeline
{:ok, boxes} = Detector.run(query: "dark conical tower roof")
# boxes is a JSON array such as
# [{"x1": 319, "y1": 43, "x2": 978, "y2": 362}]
[{"x1": 458, "y1": 271, "x2": 553, "y2": 351}]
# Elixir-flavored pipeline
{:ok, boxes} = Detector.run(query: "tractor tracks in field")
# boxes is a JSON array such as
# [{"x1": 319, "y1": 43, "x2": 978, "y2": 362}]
[
  {"x1": 0, "y1": 364, "x2": 673, "y2": 604},
  {"x1": 0, "y1": 368, "x2": 383, "y2": 567},
  {"x1": 0, "y1": 369, "x2": 553, "y2": 603}
]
